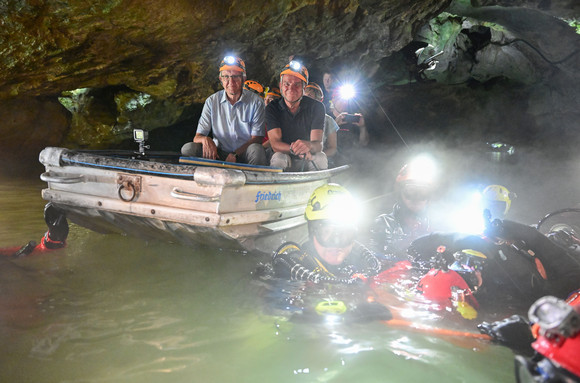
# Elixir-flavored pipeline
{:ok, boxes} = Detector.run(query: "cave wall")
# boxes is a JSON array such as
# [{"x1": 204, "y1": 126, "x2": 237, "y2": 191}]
[
  {"x1": 0, "y1": 0, "x2": 452, "y2": 163},
  {"x1": 0, "y1": 0, "x2": 579, "y2": 173}
]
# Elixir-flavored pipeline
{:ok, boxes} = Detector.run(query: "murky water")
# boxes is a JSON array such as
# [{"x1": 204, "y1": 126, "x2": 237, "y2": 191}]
[{"x1": 0, "y1": 174, "x2": 520, "y2": 383}]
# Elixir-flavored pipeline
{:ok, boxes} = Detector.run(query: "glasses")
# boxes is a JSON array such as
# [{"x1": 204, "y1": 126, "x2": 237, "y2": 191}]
[{"x1": 220, "y1": 75, "x2": 243, "y2": 82}]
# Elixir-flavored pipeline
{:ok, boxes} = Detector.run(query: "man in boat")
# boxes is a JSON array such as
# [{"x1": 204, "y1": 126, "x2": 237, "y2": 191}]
[
  {"x1": 303, "y1": 82, "x2": 339, "y2": 166},
  {"x1": 265, "y1": 60, "x2": 328, "y2": 171},
  {"x1": 181, "y1": 55, "x2": 267, "y2": 166},
  {"x1": 0, "y1": 203, "x2": 68, "y2": 257},
  {"x1": 369, "y1": 158, "x2": 435, "y2": 260},
  {"x1": 272, "y1": 183, "x2": 382, "y2": 283}
]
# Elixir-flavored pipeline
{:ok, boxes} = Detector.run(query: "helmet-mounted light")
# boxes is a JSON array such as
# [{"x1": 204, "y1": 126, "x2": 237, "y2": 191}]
[
  {"x1": 280, "y1": 61, "x2": 309, "y2": 84},
  {"x1": 219, "y1": 55, "x2": 246, "y2": 75},
  {"x1": 338, "y1": 84, "x2": 356, "y2": 100},
  {"x1": 289, "y1": 60, "x2": 301, "y2": 71},
  {"x1": 305, "y1": 184, "x2": 360, "y2": 225},
  {"x1": 406, "y1": 155, "x2": 437, "y2": 184}
]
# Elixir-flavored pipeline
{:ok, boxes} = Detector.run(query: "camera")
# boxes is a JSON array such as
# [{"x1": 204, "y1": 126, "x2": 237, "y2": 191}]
[
  {"x1": 133, "y1": 129, "x2": 148, "y2": 143},
  {"x1": 344, "y1": 114, "x2": 360, "y2": 123},
  {"x1": 133, "y1": 129, "x2": 149, "y2": 156}
]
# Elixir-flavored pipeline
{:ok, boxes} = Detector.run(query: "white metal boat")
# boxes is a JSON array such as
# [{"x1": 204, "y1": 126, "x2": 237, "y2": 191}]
[{"x1": 39, "y1": 147, "x2": 348, "y2": 253}]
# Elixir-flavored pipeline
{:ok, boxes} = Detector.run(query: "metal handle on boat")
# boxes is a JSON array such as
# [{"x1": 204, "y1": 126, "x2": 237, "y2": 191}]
[
  {"x1": 171, "y1": 187, "x2": 219, "y2": 202},
  {"x1": 40, "y1": 172, "x2": 84, "y2": 184}
]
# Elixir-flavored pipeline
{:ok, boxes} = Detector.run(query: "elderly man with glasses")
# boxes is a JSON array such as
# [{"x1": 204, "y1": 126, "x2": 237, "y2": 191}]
[{"x1": 181, "y1": 55, "x2": 267, "y2": 165}]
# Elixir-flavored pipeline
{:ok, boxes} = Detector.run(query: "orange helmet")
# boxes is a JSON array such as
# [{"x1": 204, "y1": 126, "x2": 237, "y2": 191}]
[
  {"x1": 219, "y1": 55, "x2": 246, "y2": 75},
  {"x1": 305, "y1": 82, "x2": 323, "y2": 93},
  {"x1": 305, "y1": 82, "x2": 324, "y2": 101},
  {"x1": 395, "y1": 156, "x2": 438, "y2": 200},
  {"x1": 280, "y1": 60, "x2": 309, "y2": 84},
  {"x1": 244, "y1": 80, "x2": 264, "y2": 96},
  {"x1": 265, "y1": 87, "x2": 281, "y2": 98}
]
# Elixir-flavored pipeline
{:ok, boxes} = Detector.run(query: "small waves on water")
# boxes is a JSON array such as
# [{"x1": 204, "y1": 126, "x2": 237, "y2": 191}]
[{"x1": 0, "y1": 177, "x2": 515, "y2": 383}]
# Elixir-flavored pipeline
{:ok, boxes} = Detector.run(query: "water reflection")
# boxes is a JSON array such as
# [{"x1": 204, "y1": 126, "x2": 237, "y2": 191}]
[{"x1": 0, "y1": 177, "x2": 515, "y2": 382}]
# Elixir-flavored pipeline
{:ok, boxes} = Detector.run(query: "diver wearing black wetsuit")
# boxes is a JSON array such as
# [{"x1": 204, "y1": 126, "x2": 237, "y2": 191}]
[
  {"x1": 408, "y1": 219, "x2": 580, "y2": 309},
  {"x1": 370, "y1": 202, "x2": 430, "y2": 260},
  {"x1": 0, "y1": 203, "x2": 68, "y2": 257},
  {"x1": 272, "y1": 240, "x2": 382, "y2": 284}
]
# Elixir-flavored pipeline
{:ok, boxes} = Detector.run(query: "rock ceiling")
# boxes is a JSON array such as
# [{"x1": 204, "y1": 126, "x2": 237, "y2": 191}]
[{"x1": 0, "y1": 0, "x2": 579, "y2": 170}]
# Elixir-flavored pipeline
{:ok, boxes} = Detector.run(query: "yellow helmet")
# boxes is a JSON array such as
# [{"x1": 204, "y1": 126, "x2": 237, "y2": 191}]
[
  {"x1": 280, "y1": 60, "x2": 309, "y2": 84},
  {"x1": 304, "y1": 183, "x2": 354, "y2": 222},
  {"x1": 482, "y1": 184, "x2": 515, "y2": 216}
]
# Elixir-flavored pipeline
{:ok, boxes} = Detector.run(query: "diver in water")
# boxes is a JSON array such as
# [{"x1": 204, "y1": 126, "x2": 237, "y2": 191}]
[
  {"x1": 403, "y1": 215, "x2": 580, "y2": 315},
  {"x1": 478, "y1": 294, "x2": 580, "y2": 383},
  {"x1": 370, "y1": 158, "x2": 434, "y2": 260},
  {"x1": 481, "y1": 184, "x2": 516, "y2": 221},
  {"x1": 272, "y1": 183, "x2": 382, "y2": 284},
  {"x1": 0, "y1": 203, "x2": 68, "y2": 257}
]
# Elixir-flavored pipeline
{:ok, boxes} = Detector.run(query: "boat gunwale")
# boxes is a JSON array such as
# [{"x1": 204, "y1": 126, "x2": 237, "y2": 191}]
[{"x1": 41, "y1": 147, "x2": 349, "y2": 185}]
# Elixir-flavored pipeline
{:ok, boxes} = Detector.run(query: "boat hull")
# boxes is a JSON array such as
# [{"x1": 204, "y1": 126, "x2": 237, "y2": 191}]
[{"x1": 39, "y1": 147, "x2": 348, "y2": 253}]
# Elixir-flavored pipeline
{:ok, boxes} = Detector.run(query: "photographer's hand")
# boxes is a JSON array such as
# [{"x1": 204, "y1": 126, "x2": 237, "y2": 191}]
[
  {"x1": 353, "y1": 113, "x2": 365, "y2": 128},
  {"x1": 335, "y1": 112, "x2": 348, "y2": 126},
  {"x1": 355, "y1": 114, "x2": 369, "y2": 146}
]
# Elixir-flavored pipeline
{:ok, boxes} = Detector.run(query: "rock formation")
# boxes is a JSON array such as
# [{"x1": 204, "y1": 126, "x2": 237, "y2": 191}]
[{"x1": 0, "y1": 0, "x2": 578, "y2": 173}]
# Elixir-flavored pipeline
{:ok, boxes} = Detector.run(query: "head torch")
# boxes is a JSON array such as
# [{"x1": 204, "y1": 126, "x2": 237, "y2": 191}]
[
  {"x1": 337, "y1": 84, "x2": 356, "y2": 100},
  {"x1": 280, "y1": 60, "x2": 309, "y2": 83},
  {"x1": 219, "y1": 55, "x2": 246, "y2": 74}
]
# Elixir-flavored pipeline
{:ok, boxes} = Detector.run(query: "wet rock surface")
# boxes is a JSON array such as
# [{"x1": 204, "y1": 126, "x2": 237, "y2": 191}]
[{"x1": 0, "y1": 0, "x2": 578, "y2": 171}]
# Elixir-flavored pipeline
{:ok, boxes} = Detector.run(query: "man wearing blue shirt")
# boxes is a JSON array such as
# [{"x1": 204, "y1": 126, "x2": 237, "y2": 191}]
[{"x1": 181, "y1": 56, "x2": 267, "y2": 165}]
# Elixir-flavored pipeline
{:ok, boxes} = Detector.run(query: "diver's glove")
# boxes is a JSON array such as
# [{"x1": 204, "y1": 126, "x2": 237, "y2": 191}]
[{"x1": 477, "y1": 315, "x2": 535, "y2": 356}]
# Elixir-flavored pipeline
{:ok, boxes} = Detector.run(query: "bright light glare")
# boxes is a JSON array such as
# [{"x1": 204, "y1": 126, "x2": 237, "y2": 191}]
[
  {"x1": 407, "y1": 154, "x2": 437, "y2": 184},
  {"x1": 324, "y1": 315, "x2": 343, "y2": 325},
  {"x1": 327, "y1": 194, "x2": 362, "y2": 226},
  {"x1": 338, "y1": 84, "x2": 356, "y2": 100},
  {"x1": 289, "y1": 60, "x2": 302, "y2": 71},
  {"x1": 449, "y1": 191, "x2": 486, "y2": 234},
  {"x1": 223, "y1": 55, "x2": 236, "y2": 64}
]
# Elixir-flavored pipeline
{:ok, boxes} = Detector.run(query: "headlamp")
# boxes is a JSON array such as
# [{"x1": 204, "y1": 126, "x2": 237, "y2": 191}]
[
  {"x1": 223, "y1": 56, "x2": 236, "y2": 65},
  {"x1": 289, "y1": 60, "x2": 302, "y2": 71},
  {"x1": 528, "y1": 296, "x2": 580, "y2": 338},
  {"x1": 280, "y1": 61, "x2": 309, "y2": 84},
  {"x1": 338, "y1": 84, "x2": 356, "y2": 100}
]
